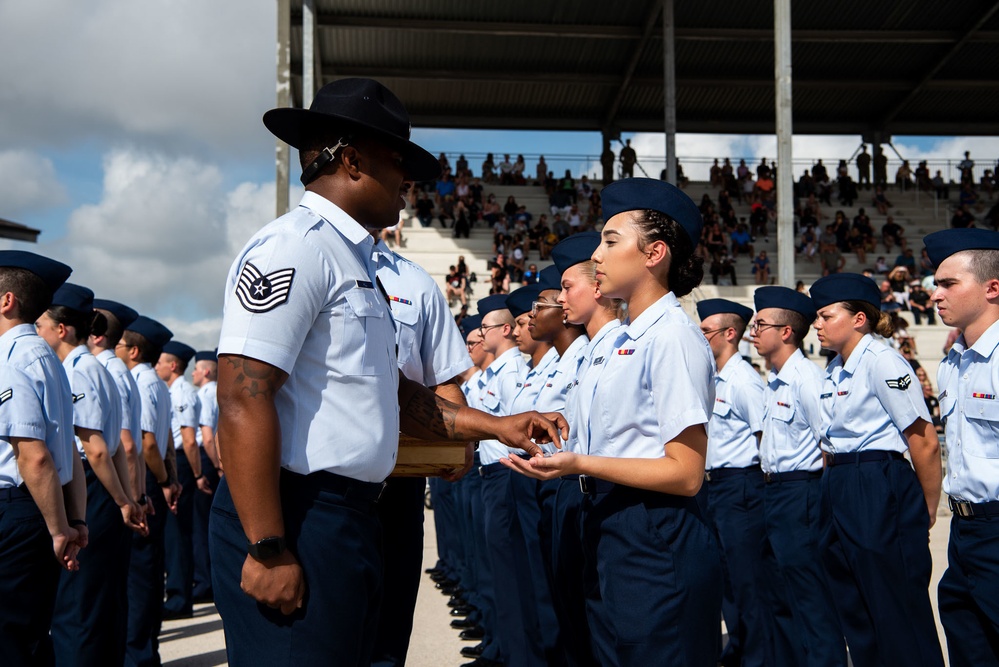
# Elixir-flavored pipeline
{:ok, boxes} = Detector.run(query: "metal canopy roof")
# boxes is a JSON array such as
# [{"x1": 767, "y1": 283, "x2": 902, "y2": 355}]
[
  {"x1": 0, "y1": 218, "x2": 40, "y2": 243},
  {"x1": 288, "y1": 0, "x2": 999, "y2": 136}
]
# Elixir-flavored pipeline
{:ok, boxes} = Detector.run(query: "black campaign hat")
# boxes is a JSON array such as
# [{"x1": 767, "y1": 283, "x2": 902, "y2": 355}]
[
  {"x1": 263, "y1": 78, "x2": 440, "y2": 182},
  {"x1": 51, "y1": 283, "x2": 94, "y2": 314},
  {"x1": 695, "y1": 298, "x2": 753, "y2": 324},
  {"x1": 93, "y1": 299, "x2": 139, "y2": 329},
  {"x1": 754, "y1": 286, "x2": 816, "y2": 320},
  {"x1": 923, "y1": 228, "x2": 999, "y2": 267},
  {"x1": 0, "y1": 250, "x2": 71, "y2": 293},
  {"x1": 810, "y1": 273, "x2": 881, "y2": 310},
  {"x1": 600, "y1": 178, "x2": 703, "y2": 247}
]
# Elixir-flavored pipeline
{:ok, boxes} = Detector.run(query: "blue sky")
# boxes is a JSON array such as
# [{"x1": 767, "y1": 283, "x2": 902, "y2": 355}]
[{"x1": 1, "y1": 0, "x2": 995, "y2": 348}]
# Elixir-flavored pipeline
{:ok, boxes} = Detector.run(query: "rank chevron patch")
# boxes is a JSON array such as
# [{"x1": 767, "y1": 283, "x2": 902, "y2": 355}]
[
  {"x1": 235, "y1": 262, "x2": 295, "y2": 313},
  {"x1": 885, "y1": 374, "x2": 912, "y2": 391},
  {"x1": 0, "y1": 388, "x2": 11, "y2": 405}
]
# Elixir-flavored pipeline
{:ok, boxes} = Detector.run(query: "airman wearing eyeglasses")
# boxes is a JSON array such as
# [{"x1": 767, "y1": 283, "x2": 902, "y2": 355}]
[
  {"x1": 752, "y1": 286, "x2": 845, "y2": 667},
  {"x1": 695, "y1": 298, "x2": 770, "y2": 667}
]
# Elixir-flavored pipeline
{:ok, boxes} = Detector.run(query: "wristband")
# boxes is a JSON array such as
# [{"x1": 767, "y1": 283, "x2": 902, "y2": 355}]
[
  {"x1": 69, "y1": 519, "x2": 87, "y2": 528},
  {"x1": 194, "y1": 474, "x2": 205, "y2": 481},
  {"x1": 138, "y1": 494, "x2": 149, "y2": 506},
  {"x1": 158, "y1": 479, "x2": 171, "y2": 488}
]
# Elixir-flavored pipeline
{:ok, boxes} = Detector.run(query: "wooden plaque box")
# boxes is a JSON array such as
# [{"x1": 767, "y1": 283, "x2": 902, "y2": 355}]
[{"x1": 389, "y1": 435, "x2": 467, "y2": 477}]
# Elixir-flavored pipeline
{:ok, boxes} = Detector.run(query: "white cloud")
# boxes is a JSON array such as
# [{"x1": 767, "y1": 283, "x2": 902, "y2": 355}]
[{"x1": 0, "y1": 150, "x2": 68, "y2": 217}]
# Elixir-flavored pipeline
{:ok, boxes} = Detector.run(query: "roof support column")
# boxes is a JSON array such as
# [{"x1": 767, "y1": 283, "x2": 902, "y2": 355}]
[
  {"x1": 275, "y1": 0, "x2": 291, "y2": 217},
  {"x1": 774, "y1": 0, "x2": 794, "y2": 288},
  {"x1": 662, "y1": 0, "x2": 677, "y2": 184},
  {"x1": 303, "y1": 0, "x2": 316, "y2": 105}
]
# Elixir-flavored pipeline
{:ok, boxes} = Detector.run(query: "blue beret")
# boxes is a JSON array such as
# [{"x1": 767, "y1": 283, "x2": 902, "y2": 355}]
[
  {"x1": 538, "y1": 266, "x2": 562, "y2": 292},
  {"x1": 0, "y1": 250, "x2": 71, "y2": 293},
  {"x1": 126, "y1": 316, "x2": 173, "y2": 348},
  {"x1": 810, "y1": 273, "x2": 881, "y2": 310},
  {"x1": 506, "y1": 284, "x2": 544, "y2": 318},
  {"x1": 459, "y1": 314, "x2": 482, "y2": 339},
  {"x1": 93, "y1": 299, "x2": 139, "y2": 328},
  {"x1": 161, "y1": 341, "x2": 195, "y2": 363},
  {"x1": 600, "y1": 178, "x2": 702, "y2": 247},
  {"x1": 695, "y1": 298, "x2": 753, "y2": 324},
  {"x1": 551, "y1": 232, "x2": 601, "y2": 274},
  {"x1": 51, "y1": 283, "x2": 94, "y2": 314},
  {"x1": 923, "y1": 228, "x2": 999, "y2": 267},
  {"x1": 477, "y1": 294, "x2": 510, "y2": 316},
  {"x1": 194, "y1": 350, "x2": 217, "y2": 363},
  {"x1": 754, "y1": 286, "x2": 816, "y2": 320}
]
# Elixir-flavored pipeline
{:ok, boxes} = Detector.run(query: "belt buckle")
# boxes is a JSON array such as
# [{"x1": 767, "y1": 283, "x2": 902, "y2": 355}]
[
  {"x1": 950, "y1": 497, "x2": 973, "y2": 517},
  {"x1": 764, "y1": 472, "x2": 775, "y2": 484},
  {"x1": 478, "y1": 466, "x2": 485, "y2": 477},
  {"x1": 704, "y1": 470, "x2": 713, "y2": 482},
  {"x1": 578, "y1": 475, "x2": 590, "y2": 494}
]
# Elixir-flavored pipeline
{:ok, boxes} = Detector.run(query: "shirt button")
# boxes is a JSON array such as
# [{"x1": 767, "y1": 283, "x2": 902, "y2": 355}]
[{"x1": 964, "y1": 374, "x2": 969, "y2": 380}]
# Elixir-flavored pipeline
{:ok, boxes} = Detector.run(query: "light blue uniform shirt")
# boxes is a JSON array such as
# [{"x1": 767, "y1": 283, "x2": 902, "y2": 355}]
[
  {"x1": 510, "y1": 347, "x2": 559, "y2": 415},
  {"x1": 461, "y1": 369, "x2": 483, "y2": 402},
  {"x1": 195, "y1": 381, "x2": 218, "y2": 446},
  {"x1": 938, "y1": 319, "x2": 999, "y2": 503},
  {"x1": 476, "y1": 346, "x2": 529, "y2": 465},
  {"x1": 96, "y1": 348, "x2": 142, "y2": 450},
  {"x1": 820, "y1": 334, "x2": 929, "y2": 455},
  {"x1": 373, "y1": 240, "x2": 472, "y2": 386},
  {"x1": 706, "y1": 355, "x2": 764, "y2": 470},
  {"x1": 131, "y1": 363, "x2": 172, "y2": 458},
  {"x1": 760, "y1": 349, "x2": 825, "y2": 473},
  {"x1": 564, "y1": 320, "x2": 623, "y2": 454},
  {"x1": 169, "y1": 376, "x2": 200, "y2": 450},
  {"x1": 588, "y1": 293, "x2": 714, "y2": 459},
  {"x1": 218, "y1": 192, "x2": 399, "y2": 483},
  {"x1": 534, "y1": 335, "x2": 589, "y2": 414},
  {"x1": 0, "y1": 324, "x2": 76, "y2": 486},
  {"x1": 63, "y1": 344, "x2": 122, "y2": 458}
]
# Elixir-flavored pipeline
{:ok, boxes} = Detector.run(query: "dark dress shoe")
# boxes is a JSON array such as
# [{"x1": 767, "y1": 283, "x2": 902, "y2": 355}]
[
  {"x1": 448, "y1": 595, "x2": 467, "y2": 608},
  {"x1": 460, "y1": 643, "x2": 485, "y2": 658},
  {"x1": 451, "y1": 617, "x2": 478, "y2": 629},
  {"x1": 450, "y1": 605, "x2": 475, "y2": 617},
  {"x1": 162, "y1": 608, "x2": 193, "y2": 621},
  {"x1": 460, "y1": 659, "x2": 502, "y2": 667},
  {"x1": 460, "y1": 627, "x2": 485, "y2": 641}
]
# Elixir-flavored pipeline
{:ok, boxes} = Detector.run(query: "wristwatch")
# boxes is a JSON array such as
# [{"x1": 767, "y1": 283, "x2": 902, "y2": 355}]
[{"x1": 247, "y1": 536, "x2": 286, "y2": 561}]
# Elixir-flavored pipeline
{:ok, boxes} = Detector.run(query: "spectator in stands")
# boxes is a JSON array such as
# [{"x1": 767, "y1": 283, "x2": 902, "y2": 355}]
[
  {"x1": 445, "y1": 265, "x2": 467, "y2": 307},
  {"x1": 457, "y1": 255, "x2": 469, "y2": 278},
  {"x1": 831, "y1": 210, "x2": 850, "y2": 253},
  {"x1": 851, "y1": 209, "x2": 876, "y2": 253},
  {"x1": 539, "y1": 221, "x2": 557, "y2": 261},
  {"x1": 455, "y1": 154, "x2": 469, "y2": 178},
  {"x1": 893, "y1": 314, "x2": 917, "y2": 360},
  {"x1": 526, "y1": 214, "x2": 545, "y2": 257},
  {"x1": 838, "y1": 166, "x2": 858, "y2": 206},
  {"x1": 888, "y1": 265, "x2": 911, "y2": 309},
  {"x1": 439, "y1": 194, "x2": 457, "y2": 228},
  {"x1": 895, "y1": 160, "x2": 914, "y2": 191},
  {"x1": 436, "y1": 167, "x2": 455, "y2": 204},
  {"x1": 740, "y1": 169, "x2": 756, "y2": 204},
  {"x1": 757, "y1": 158, "x2": 772, "y2": 180},
  {"x1": 882, "y1": 216, "x2": 906, "y2": 253},
  {"x1": 490, "y1": 254, "x2": 510, "y2": 294},
  {"x1": 522, "y1": 263, "x2": 540, "y2": 285},
  {"x1": 468, "y1": 177, "x2": 483, "y2": 206},
  {"x1": 959, "y1": 183, "x2": 979, "y2": 211},
  {"x1": 736, "y1": 159, "x2": 750, "y2": 181},
  {"x1": 491, "y1": 215, "x2": 509, "y2": 249},
  {"x1": 958, "y1": 150, "x2": 974, "y2": 187},
  {"x1": 380, "y1": 217, "x2": 405, "y2": 248},
  {"x1": 880, "y1": 280, "x2": 901, "y2": 312},
  {"x1": 453, "y1": 199, "x2": 471, "y2": 239},
  {"x1": 619, "y1": 139, "x2": 637, "y2": 178},
  {"x1": 482, "y1": 153, "x2": 497, "y2": 183},
  {"x1": 932, "y1": 170, "x2": 949, "y2": 199},
  {"x1": 483, "y1": 193, "x2": 501, "y2": 224},
  {"x1": 875, "y1": 256, "x2": 889, "y2": 274},
  {"x1": 600, "y1": 145, "x2": 615, "y2": 183},
  {"x1": 438, "y1": 152, "x2": 450, "y2": 174},
  {"x1": 503, "y1": 195, "x2": 519, "y2": 221},
  {"x1": 873, "y1": 146, "x2": 888, "y2": 187},
  {"x1": 567, "y1": 205, "x2": 583, "y2": 234},
  {"x1": 731, "y1": 223, "x2": 753, "y2": 259},
  {"x1": 915, "y1": 161, "x2": 932, "y2": 192},
  {"x1": 856, "y1": 145, "x2": 872, "y2": 189},
  {"x1": 796, "y1": 280, "x2": 808, "y2": 294},
  {"x1": 918, "y1": 247, "x2": 935, "y2": 278},
  {"x1": 798, "y1": 169, "x2": 816, "y2": 198},
  {"x1": 950, "y1": 204, "x2": 976, "y2": 229},
  {"x1": 512, "y1": 154, "x2": 527, "y2": 185},
  {"x1": 872, "y1": 185, "x2": 892, "y2": 215},
  {"x1": 848, "y1": 226, "x2": 868, "y2": 264},
  {"x1": 982, "y1": 169, "x2": 995, "y2": 199},
  {"x1": 749, "y1": 202, "x2": 768, "y2": 242},
  {"x1": 908, "y1": 281, "x2": 935, "y2": 325},
  {"x1": 577, "y1": 175, "x2": 593, "y2": 202},
  {"x1": 551, "y1": 213, "x2": 570, "y2": 242},
  {"x1": 819, "y1": 224, "x2": 844, "y2": 276},
  {"x1": 894, "y1": 247, "x2": 916, "y2": 272},
  {"x1": 699, "y1": 193, "x2": 714, "y2": 216},
  {"x1": 508, "y1": 237, "x2": 526, "y2": 283},
  {"x1": 751, "y1": 250, "x2": 770, "y2": 285},
  {"x1": 710, "y1": 159, "x2": 723, "y2": 187},
  {"x1": 913, "y1": 366, "x2": 940, "y2": 429},
  {"x1": 498, "y1": 154, "x2": 515, "y2": 185},
  {"x1": 798, "y1": 224, "x2": 817, "y2": 261},
  {"x1": 703, "y1": 221, "x2": 725, "y2": 261},
  {"x1": 587, "y1": 189, "x2": 601, "y2": 227},
  {"x1": 755, "y1": 170, "x2": 775, "y2": 204},
  {"x1": 710, "y1": 251, "x2": 738, "y2": 286},
  {"x1": 534, "y1": 156, "x2": 547, "y2": 186},
  {"x1": 721, "y1": 158, "x2": 733, "y2": 182},
  {"x1": 984, "y1": 201, "x2": 999, "y2": 230},
  {"x1": 414, "y1": 190, "x2": 434, "y2": 228}
]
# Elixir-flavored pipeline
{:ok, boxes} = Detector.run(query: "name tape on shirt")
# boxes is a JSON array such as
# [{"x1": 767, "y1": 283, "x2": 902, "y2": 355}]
[
  {"x1": 0, "y1": 388, "x2": 12, "y2": 405},
  {"x1": 885, "y1": 374, "x2": 911, "y2": 391},
  {"x1": 235, "y1": 262, "x2": 295, "y2": 313}
]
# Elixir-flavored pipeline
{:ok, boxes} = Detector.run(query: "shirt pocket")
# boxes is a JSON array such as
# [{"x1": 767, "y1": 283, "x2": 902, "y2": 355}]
[
  {"x1": 340, "y1": 288, "x2": 393, "y2": 376},
  {"x1": 964, "y1": 397, "x2": 999, "y2": 459},
  {"x1": 770, "y1": 401, "x2": 796, "y2": 450},
  {"x1": 712, "y1": 400, "x2": 732, "y2": 418},
  {"x1": 391, "y1": 303, "x2": 420, "y2": 368},
  {"x1": 481, "y1": 391, "x2": 501, "y2": 414}
]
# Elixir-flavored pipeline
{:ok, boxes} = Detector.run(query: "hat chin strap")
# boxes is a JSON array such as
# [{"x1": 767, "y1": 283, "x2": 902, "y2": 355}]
[{"x1": 300, "y1": 136, "x2": 351, "y2": 186}]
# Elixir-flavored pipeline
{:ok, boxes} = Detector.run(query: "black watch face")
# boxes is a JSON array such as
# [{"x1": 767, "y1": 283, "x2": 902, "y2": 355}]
[{"x1": 250, "y1": 537, "x2": 285, "y2": 561}]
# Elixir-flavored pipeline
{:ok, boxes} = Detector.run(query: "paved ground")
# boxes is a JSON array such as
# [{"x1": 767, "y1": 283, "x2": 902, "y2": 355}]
[{"x1": 159, "y1": 499, "x2": 955, "y2": 666}]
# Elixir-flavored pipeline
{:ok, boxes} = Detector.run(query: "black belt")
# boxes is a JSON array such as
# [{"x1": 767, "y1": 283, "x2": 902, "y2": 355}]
[
  {"x1": 764, "y1": 470, "x2": 823, "y2": 484},
  {"x1": 949, "y1": 496, "x2": 999, "y2": 519},
  {"x1": 704, "y1": 465, "x2": 761, "y2": 482},
  {"x1": 478, "y1": 462, "x2": 507, "y2": 477},
  {"x1": 0, "y1": 485, "x2": 29, "y2": 502},
  {"x1": 577, "y1": 475, "x2": 614, "y2": 495},
  {"x1": 825, "y1": 450, "x2": 905, "y2": 466},
  {"x1": 295, "y1": 469, "x2": 385, "y2": 502}
]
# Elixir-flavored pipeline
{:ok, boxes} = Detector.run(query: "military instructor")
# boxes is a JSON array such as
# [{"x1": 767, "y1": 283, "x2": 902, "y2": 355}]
[{"x1": 209, "y1": 78, "x2": 567, "y2": 666}]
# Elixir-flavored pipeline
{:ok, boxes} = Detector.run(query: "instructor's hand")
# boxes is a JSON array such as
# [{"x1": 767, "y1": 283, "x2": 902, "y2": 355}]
[
  {"x1": 493, "y1": 411, "x2": 569, "y2": 456},
  {"x1": 241, "y1": 550, "x2": 305, "y2": 616}
]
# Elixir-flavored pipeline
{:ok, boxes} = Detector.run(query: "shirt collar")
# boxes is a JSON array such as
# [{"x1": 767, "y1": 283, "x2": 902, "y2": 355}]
[
  {"x1": 771, "y1": 348, "x2": 805, "y2": 386},
  {"x1": 96, "y1": 348, "x2": 115, "y2": 363},
  {"x1": 842, "y1": 333, "x2": 874, "y2": 375},
  {"x1": 64, "y1": 344, "x2": 88, "y2": 367},
  {"x1": 486, "y1": 347, "x2": 521, "y2": 377},
  {"x1": 0, "y1": 323, "x2": 37, "y2": 360},
  {"x1": 560, "y1": 334, "x2": 589, "y2": 366},
  {"x1": 299, "y1": 191, "x2": 374, "y2": 248},
  {"x1": 531, "y1": 347, "x2": 559, "y2": 375},
  {"x1": 623, "y1": 293, "x2": 679, "y2": 341},
  {"x1": 372, "y1": 239, "x2": 399, "y2": 268},
  {"x1": 965, "y1": 318, "x2": 999, "y2": 359},
  {"x1": 716, "y1": 353, "x2": 741, "y2": 382}
]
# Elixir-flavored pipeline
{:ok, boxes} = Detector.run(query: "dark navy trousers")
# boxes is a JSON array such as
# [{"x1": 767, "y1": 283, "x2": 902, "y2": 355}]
[
  {"x1": 371, "y1": 476, "x2": 426, "y2": 667},
  {"x1": 762, "y1": 475, "x2": 845, "y2": 667},
  {"x1": 191, "y1": 449, "x2": 218, "y2": 600},
  {"x1": 0, "y1": 486, "x2": 60, "y2": 667},
  {"x1": 480, "y1": 465, "x2": 546, "y2": 667},
  {"x1": 820, "y1": 457, "x2": 944, "y2": 667},
  {"x1": 51, "y1": 464, "x2": 131, "y2": 666},
  {"x1": 583, "y1": 484, "x2": 723, "y2": 667},
  {"x1": 125, "y1": 471, "x2": 168, "y2": 667},
  {"x1": 697, "y1": 469, "x2": 771, "y2": 667},
  {"x1": 210, "y1": 469, "x2": 383, "y2": 666},
  {"x1": 466, "y1": 459, "x2": 501, "y2": 662},
  {"x1": 164, "y1": 450, "x2": 196, "y2": 615},
  {"x1": 939, "y1": 513, "x2": 999, "y2": 667}
]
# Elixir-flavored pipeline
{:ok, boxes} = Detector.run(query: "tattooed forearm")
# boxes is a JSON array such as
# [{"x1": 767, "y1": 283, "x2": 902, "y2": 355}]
[
  {"x1": 164, "y1": 444, "x2": 178, "y2": 485},
  {"x1": 220, "y1": 355, "x2": 288, "y2": 401},
  {"x1": 401, "y1": 384, "x2": 461, "y2": 440}
]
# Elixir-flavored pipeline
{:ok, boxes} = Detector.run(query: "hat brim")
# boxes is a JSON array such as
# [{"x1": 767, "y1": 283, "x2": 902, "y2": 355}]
[{"x1": 263, "y1": 108, "x2": 441, "y2": 181}]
